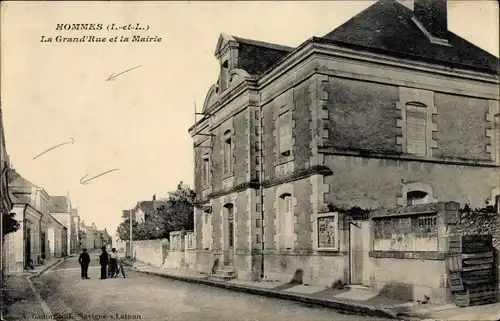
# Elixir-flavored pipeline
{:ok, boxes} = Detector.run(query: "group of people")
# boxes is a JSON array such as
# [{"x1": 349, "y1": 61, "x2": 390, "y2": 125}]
[{"x1": 78, "y1": 246, "x2": 124, "y2": 280}]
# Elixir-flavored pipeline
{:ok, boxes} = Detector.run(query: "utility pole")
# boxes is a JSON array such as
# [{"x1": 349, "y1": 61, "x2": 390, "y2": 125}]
[{"x1": 129, "y1": 209, "x2": 133, "y2": 259}]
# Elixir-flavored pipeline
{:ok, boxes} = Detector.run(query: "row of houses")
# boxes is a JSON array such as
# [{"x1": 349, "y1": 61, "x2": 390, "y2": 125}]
[
  {"x1": 0, "y1": 105, "x2": 113, "y2": 274},
  {"x1": 184, "y1": 0, "x2": 499, "y2": 302},
  {"x1": 79, "y1": 220, "x2": 112, "y2": 251},
  {"x1": 5, "y1": 169, "x2": 81, "y2": 272}
]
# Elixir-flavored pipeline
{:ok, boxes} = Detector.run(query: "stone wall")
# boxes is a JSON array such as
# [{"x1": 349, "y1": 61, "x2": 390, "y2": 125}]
[
  {"x1": 368, "y1": 202, "x2": 460, "y2": 304},
  {"x1": 126, "y1": 239, "x2": 169, "y2": 267},
  {"x1": 323, "y1": 155, "x2": 499, "y2": 210}
]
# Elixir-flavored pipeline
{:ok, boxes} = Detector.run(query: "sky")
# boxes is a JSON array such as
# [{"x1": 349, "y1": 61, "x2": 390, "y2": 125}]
[{"x1": 1, "y1": 0, "x2": 498, "y2": 240}]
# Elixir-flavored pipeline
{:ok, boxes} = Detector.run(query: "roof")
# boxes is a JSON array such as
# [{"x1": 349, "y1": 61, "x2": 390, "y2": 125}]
[
  {"x1": 232, "y1": 36, "x2": 294, "y2": 53},
  {"x1": 48, "y1": 196, "x2": 69, "y2": 213},
  {"x1": 9, "y1": 192, "x2": 20, "y2": 203},
  {"x1": 9, "y1": 172, "x2": 37, "y2": 188},
  {"x1": 217, "y1": 34, "x2": 294, "y2": 76},
  {"x1": 322, "y1": 0, "x2": 498, "y2": 74}
]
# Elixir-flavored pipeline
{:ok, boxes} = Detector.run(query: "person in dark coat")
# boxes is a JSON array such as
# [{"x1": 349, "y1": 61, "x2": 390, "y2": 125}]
[
  {"x1": 99, "y1": 246, "x2": 109, "y2": 279},
  {"x1": 78, "y1": 248, "x2": 91, "y2": 279}
]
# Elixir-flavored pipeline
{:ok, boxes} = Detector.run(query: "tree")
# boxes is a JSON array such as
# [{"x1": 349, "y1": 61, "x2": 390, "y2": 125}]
[
  {"x1": 2, "y1": 211, "x2": 20, "y2": 236},
  {"x1": 158, "y1": 181, "x2": 195, "y2": 233},
  {"x1": 116, "y1": 218, "x2": 138, "y2": 241},
  {"x1": 116, "y1": 181, "x2": 195, "y2": 241}
]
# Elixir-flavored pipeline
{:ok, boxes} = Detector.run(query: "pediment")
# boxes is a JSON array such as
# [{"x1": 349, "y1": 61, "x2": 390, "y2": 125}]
[
  {"x1": 214, "y1": 33, "x2": 239, "y2": 58},
  {"x1": 202, "y1": 84, "x2": 220, "y2": 113}
]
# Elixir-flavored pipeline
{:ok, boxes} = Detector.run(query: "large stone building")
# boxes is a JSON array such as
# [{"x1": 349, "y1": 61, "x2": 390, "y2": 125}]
[{"x1": 189, "y1": 0, "x2": 499, "y2": 285}]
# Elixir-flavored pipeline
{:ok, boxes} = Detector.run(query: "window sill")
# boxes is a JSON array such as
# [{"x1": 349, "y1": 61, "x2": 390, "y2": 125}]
[
  {"x1": 315, "y1": 247, "x2": 339, "y2": 252},
  {"x1": 222, "y1": 172, "x2": 234, "y2": 180},
  {"x1": 274, "y1": 156, "x2": 294, "y2": 167}
]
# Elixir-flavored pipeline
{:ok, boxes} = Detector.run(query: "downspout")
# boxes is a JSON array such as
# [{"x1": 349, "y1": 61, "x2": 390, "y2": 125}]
[{"x1": 259, "y1": 95, "x2": 265, "y2": 280}]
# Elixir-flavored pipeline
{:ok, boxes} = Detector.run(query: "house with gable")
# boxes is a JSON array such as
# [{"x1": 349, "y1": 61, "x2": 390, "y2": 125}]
[{"x1": 188, "y1": 0, "x2": 499, "y2": 298}]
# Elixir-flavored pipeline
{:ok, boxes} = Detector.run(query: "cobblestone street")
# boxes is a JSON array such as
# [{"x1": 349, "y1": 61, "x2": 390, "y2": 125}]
[{"x1": 28, "y1": 256, "x2": 390, "y2": 321}]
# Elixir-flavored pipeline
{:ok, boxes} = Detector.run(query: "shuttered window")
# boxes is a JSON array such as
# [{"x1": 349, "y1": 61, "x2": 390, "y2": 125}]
[
  {"x1": 283, "y1": 195, "x2": 294, "y2": 249},
  {"x1": 278, "y1": 112, "x2": 292, "y2": 157},
  {"x1": 494, "y1": 114, "x2": 499, "y2": 163},
  {"x1": 406, "y1": 104, "x2": 427, "y2": 156}
]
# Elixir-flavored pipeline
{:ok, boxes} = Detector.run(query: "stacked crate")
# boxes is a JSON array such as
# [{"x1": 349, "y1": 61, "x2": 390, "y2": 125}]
[{"x1": 447, "y1": 234, "x2": 499, "y2": 307}]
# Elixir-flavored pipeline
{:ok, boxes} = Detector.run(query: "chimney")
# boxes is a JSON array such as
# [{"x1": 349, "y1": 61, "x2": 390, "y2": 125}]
[{"x1": 413, "y1": 0, "x2": 448, "y2": 39}]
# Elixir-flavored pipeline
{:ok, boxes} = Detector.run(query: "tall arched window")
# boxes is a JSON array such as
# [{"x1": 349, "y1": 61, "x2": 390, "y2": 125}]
[
  {"x1": 224, "y1": 203, "x2": 234, "y2": 248},
  {"x1": 278, "y1": 193, "x2": 294, "y2": 250},
  {"x1": 406, "y1": 102, "x2": 427, "y2": 156},
  {"x1": 223, "y1": 130, "x2": 232, "y2": 174}
]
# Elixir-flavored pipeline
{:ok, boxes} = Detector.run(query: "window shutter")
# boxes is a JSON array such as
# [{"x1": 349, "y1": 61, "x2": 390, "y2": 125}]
[
  {"x1": 284, "y1": 196, "x2": 293, "y2": 249},
  {"x1": 406, "y1": 106, "x2": 427, "y2": 155},
  {"x1": 279, "y1": 113, "x2": 292, "y2": 154}
]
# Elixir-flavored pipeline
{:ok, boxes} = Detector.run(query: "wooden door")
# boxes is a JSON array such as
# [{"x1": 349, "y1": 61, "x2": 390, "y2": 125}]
[{"x1": 349, "y1": 222, "x2": 363, "y2": 284}]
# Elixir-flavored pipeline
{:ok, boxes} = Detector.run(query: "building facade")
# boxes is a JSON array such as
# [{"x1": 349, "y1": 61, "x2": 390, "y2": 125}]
[
  {"x1": 79, "y1": 221, "x2": 104, "y2": 250},
  {"x1": 0, "y1": 103, "x2": 14, "y2": 278},
  {"x1": 8, "y1": 172, "x2": 53, "y2": 267},
  {"x1": 189, "y1": 0, "x2": 499, "y2": 284},
  {"x1": 49, "y1": 195, "x2": 80, "y2": 255}
]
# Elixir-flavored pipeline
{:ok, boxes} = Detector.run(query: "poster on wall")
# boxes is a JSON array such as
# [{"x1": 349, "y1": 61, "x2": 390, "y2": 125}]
[{"x1": 317, "y1": 215, "x2": 338, "y2": 249}]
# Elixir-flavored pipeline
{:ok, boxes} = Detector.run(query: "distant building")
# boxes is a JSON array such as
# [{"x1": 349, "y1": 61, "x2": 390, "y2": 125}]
[
  {"x1": 49, "y1": 194, "x2": 80, "y2": 255},
  {"x1": 189, "y1": 0, "x2": 499, "y2": 285},
  {"x1": 124, "y1": 196, "x2": 165, "y2": 223}
]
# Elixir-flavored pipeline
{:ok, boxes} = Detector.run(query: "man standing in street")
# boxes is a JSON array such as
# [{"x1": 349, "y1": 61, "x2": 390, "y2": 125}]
[
  {"x1": 99, "y1": 246, "x2": 109, "y2": 279},
  {"x1": 78, "y1": 248, "x2": 91, "y2": 279},
  {"x1": 109, "y1": 248, "x2": 118, "y2": 277}
]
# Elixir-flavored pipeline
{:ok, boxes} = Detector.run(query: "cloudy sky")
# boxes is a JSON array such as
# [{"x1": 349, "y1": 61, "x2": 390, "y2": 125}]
[{"x1": 1, "y1": 0, "x2": 498, "y2": 239}]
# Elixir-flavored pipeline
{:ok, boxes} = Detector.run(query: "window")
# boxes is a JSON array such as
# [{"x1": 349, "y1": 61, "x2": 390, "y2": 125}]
[
  {"x1": 496, "y1": 195, "x2": 500, "y2": 214},
  {"x1": 203, "y1": 213, "x2": 212, "y2": 250},
  {"x1": 495, "y1": 114, "x2": 499, "y2": 163},
  {"x1": 223, "y1": 130, "x2": 232, "y2": 174},
  {"x1": 202, "y1": 155, "x2": 210, "y2": 185},
  {"x1": 220, "y1": 60, "x2": 229, "y2": 92},
  {"x1": 407, "y1": 190, "x2": 429, "y2": 205},
  {"x1": 256, "y1": 234, "x2": 261, "y2": 243},
  {"x1": 278, "y1": 194, "x2": 294, "y2": 250},
  {"x1": 322, "y1": 128, "x2": 329, "y2": 139},
  {"x1": 256, "y1": 219, "x2": 261, "y2": 228},
  {"x1": 256, "y1": 203, "x2": 261, "y2": 212},
  {"x1": 406, "y1": 103, "x2": 427, "y2": 156},
  {"x1": 278, "y1": 111, "x2": 292, "y2": 157}
]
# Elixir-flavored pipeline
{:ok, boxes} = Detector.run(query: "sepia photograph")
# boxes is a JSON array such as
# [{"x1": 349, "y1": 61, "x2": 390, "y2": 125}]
[{"x1": 0, "y1": 0, "x2": 499, "y2": 320}]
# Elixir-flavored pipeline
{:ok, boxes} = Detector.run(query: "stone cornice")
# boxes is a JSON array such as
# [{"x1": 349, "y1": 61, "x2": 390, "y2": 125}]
[
  {"x1": 319, "y1": 148, "x2": 500, "y2": 168},
  {"x1": 190, "y1": 37, "x2": 498, "y2": 134},
  {"x1": 194, "y1": 165, "x2": 332, "y2": 203},
  {"x1": 258, "y1": 38, "x2": 498, "y2": 91}
]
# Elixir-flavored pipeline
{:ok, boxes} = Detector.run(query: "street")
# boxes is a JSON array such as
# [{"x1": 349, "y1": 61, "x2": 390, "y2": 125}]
[{"x1": 31, "y1": 256, "x2": 391, "y2": 321}]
